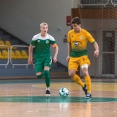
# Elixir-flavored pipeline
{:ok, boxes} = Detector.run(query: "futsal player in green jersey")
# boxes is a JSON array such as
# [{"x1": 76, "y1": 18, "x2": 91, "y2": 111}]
[{"x1": 28, "y1": 22, "x2": 59, "y2": 96}]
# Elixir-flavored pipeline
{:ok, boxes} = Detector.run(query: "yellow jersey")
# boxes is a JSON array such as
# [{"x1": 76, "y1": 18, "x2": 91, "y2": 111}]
[{"x1": 67, "y1": 28, "x2": 95, "y2": 57}]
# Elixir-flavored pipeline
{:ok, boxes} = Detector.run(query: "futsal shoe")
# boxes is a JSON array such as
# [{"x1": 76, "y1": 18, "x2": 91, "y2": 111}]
[
  {"x1": 86, "y1": 93, "x2": 92, "y2": 99},
  {"x1": 45, "y1": 90, "x2": 51, "y2": 96}
]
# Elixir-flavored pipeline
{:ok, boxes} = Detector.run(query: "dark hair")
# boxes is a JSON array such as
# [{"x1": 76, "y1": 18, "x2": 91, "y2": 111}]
[{"x1": 71, "y1": 17, "x2": 81, "y2": 25}]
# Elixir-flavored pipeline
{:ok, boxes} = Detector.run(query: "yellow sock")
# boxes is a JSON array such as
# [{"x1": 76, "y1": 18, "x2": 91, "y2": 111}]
[
  {"x1": 85, "y1": 76, "x2": 91, "y2": 93},
  {"x1": 72, "y1": 74, "x2": 84, "y2": 87}
]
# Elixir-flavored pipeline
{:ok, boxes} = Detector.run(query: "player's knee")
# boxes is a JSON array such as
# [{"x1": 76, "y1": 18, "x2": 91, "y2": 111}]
[
  {"x1": 82, "y1": 68, "x2": 89, "y2": 76},
  {"x1": 68, "y1": 69, "x2": 76, "y2": 78},
  {"x1": 36, "y1": 72, "x2": 43, "y2": 78},
  {"x1": 44, "y1": 66, "x2": 50, "y2": 71},
  {"x1": 36, "y1": 72, "x2": 42, "y2": 76},
  {"x1": 83, "y1": 72, "x2": 89, "y2": 77},
  {"x1": 68, "y1": 72, "x2": 75, "y2": 78}
]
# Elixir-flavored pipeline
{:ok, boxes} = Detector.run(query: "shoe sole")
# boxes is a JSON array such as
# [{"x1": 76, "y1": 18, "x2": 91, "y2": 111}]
[
  {"x1": 45, "y1": 94, "x2": 51, "y2": 96},
  {"x1": 86, "y1": 96, "x2": 92, "y2": 99}
]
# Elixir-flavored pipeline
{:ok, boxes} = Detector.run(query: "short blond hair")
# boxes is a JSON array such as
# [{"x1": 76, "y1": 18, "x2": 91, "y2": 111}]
[{"x1": 40, "y1": 22, "x2": 48, "y2": 27}]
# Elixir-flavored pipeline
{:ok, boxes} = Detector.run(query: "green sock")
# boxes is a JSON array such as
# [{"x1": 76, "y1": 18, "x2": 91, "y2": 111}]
[{"x1": 44, "y1": 70, "x2": 50, "y2": 88}]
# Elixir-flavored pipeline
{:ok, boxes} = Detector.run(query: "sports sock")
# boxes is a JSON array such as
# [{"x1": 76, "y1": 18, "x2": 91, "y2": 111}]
[
  {"x1": 85, "y1": 76, "x2": 91, "y2": 93},
  {"x1": 44, "y1": 70, "x2": 50, "y2": 88},
  {"x1": 72, "y1": 74, "x2": 84, "y2": 87}
]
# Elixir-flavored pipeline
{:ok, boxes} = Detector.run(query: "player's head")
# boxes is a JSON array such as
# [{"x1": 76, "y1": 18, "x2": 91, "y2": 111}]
[
  {"x1": 40, "y1": 22, "x2": 48, "y2": 34},
  {"x1": 71, "y1": 17, "x2": 81, "y2": 32}
]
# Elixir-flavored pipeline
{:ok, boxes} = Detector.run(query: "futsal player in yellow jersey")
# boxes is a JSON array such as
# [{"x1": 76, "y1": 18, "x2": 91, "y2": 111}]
[{"x1": 66, "y1": 17, "x2": 99, "y2": 99}]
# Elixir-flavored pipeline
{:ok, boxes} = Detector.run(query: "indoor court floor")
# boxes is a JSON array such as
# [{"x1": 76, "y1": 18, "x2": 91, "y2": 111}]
[{"x1": 0, "y1": 78, "x2": 117, "y2": 117}]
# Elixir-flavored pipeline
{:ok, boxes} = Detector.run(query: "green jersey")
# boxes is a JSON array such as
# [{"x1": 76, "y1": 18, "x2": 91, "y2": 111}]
[{"x1": 30, "y1": 33, "x2": 56, "y2": 58}]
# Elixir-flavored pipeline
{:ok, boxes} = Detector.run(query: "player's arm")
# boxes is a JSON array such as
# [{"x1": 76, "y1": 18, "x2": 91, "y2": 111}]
[
  {"x1": 87, "y1": 31, "x2": 99, "y2": 57},
  {"x1": 28, "y1": 35, "x2": 36, "y2": 64},
  {"x1": 93, "y1": 42, "x2": 99, "y2": 57},
  {"x1": 52, "y1": 44, "x2": 59, "y2": 63},
  {"x1": 66, "y1": 43, "x2": 71, "y2": 61},
  {"x1": 28, "y1": 44, "x2": 33, "y2": 64}
]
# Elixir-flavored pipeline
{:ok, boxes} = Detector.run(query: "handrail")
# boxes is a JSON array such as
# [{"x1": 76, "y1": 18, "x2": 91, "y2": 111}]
[
  {"x1": 78, "y1": 0, "x2": 109, "y2": 6},
  {"x1": 0, "y1": 45, "x2": 9, "y2": 67},
  {"x1": 111, "y1": 0, "x2": 117, "y2": 6},
  {"x1": 10, "y1": 45, "x2": 29, "y2": 68}
]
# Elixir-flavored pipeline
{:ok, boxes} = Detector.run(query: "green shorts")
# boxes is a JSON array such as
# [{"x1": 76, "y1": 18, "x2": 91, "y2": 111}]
[{"x1": 35, "y1": 56, "x2": 52, "y2": 73}]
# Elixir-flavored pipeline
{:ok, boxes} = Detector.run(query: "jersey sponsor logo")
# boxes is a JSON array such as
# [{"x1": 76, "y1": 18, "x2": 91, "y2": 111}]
[
  {"x1": 74, "y1": 42, "x2": 79, "y2": 46},
  {"x1": 80, "y1": 36, "x2": 84, "y2": 40},
  {"x1": 74, "y1": 41, "x2": 82, "y2": 47}
]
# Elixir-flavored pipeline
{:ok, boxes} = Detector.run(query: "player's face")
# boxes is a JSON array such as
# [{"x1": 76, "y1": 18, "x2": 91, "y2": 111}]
[
  {"x1": 72, "y1": 24, "x2": 81, "y2": 33},
  {"x1": 40, "y1": 25, "x2": 48, "y2": 34}
]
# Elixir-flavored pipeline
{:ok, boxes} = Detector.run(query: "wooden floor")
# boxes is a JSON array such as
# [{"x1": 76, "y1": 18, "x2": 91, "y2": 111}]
[{"x1": 0, "y1": 79, "x2": 117, "y2": 117}]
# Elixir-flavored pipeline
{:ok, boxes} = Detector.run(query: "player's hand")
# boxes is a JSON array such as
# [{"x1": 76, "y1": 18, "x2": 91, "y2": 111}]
[
  {"x1": 53, "y1": 56, "x2": 57, "y2": 63},
  {"x1": 94, "y1": 50, "x2": 99, "y2": 57},
  {"x1": 28, "y1": 58, "x2": 33, "y2": 64},
  {"x1": 66, "y1": 56, "x2": 70, "y2": 61}
]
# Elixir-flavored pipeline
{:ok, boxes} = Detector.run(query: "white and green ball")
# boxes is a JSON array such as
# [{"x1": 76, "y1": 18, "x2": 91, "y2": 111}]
[{"x1": 59, "y1": 88, "x2": 69, "y2": 98}]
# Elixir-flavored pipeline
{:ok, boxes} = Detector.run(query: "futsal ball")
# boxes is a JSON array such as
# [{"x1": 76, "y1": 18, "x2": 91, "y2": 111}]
[{"x1": 59, "y1": 88, "x2": 69, "y2": 98}]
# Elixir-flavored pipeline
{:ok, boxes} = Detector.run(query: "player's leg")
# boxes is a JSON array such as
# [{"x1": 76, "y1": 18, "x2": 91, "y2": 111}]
[
  {"x1": 44, "y1": 56, "x2": 52, "y2": 96},
  {"x1": 68, "y1": 57, "x2": 85, "y2": 89},
  {"x1": 81, "y1": 66, "x2": 92, "y2": 99},
  {"x1": 44, "y1": 66, "x2": 50, "y2": 96},
  {"x1": 80, "y1": 56, "x2": 92, "y2": 99},
  {"x1": 35, "y1": 58, "x2": 44, "y2": 78}
]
